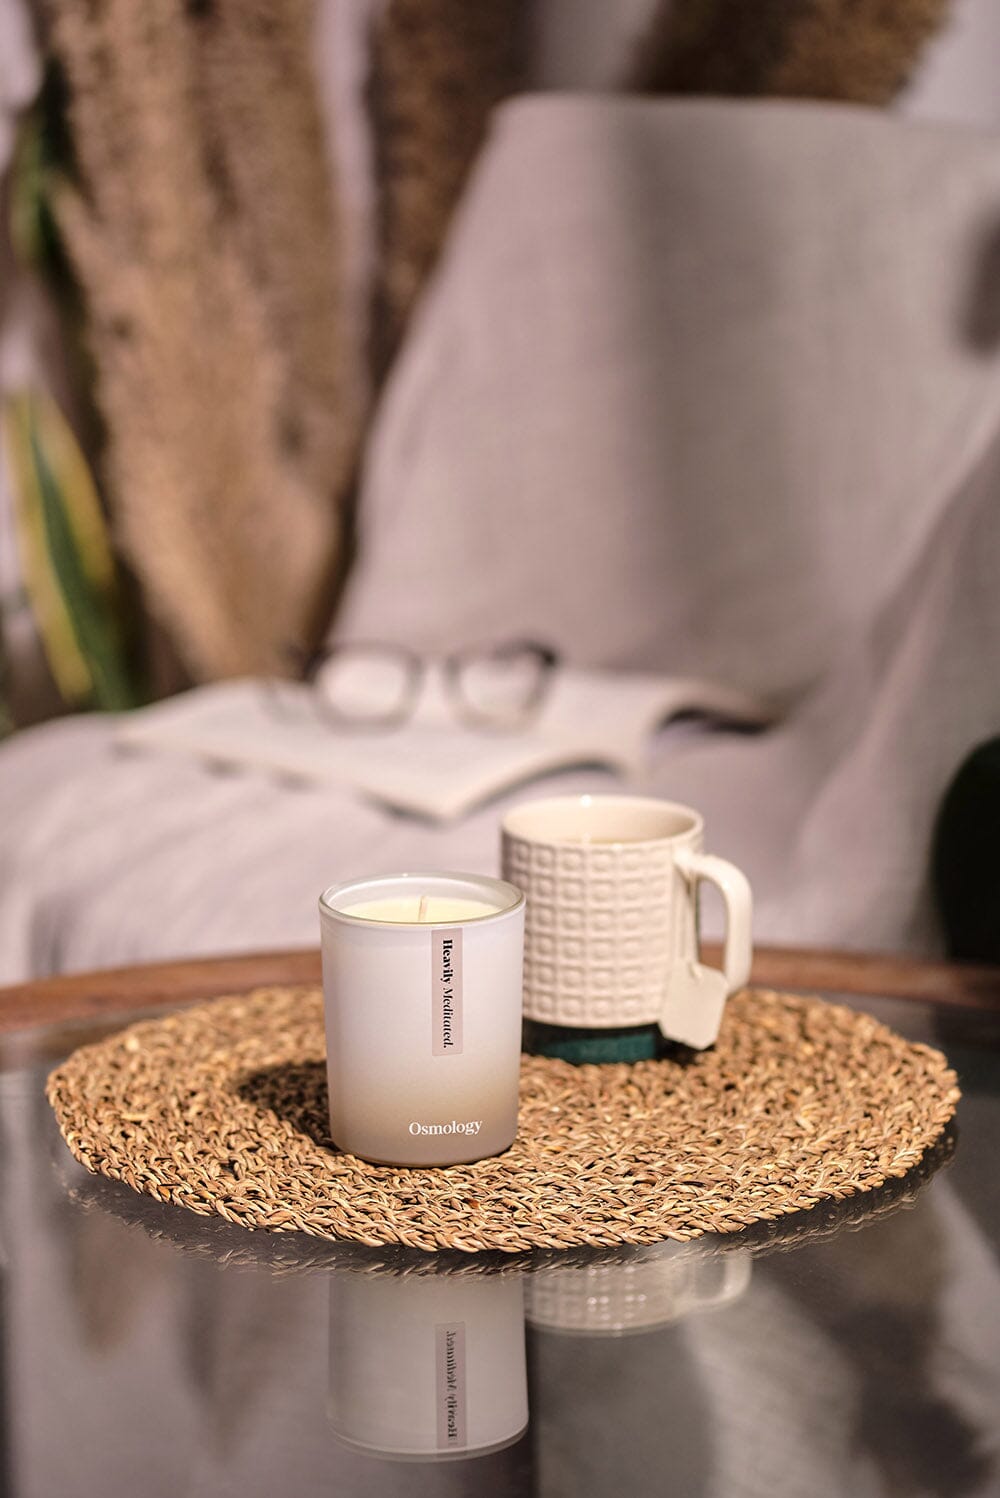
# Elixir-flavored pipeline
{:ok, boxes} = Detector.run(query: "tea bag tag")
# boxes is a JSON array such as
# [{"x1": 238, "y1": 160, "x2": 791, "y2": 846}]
[{"x1": 660, "y1": 961, "x2": 728, "y2": 1050}]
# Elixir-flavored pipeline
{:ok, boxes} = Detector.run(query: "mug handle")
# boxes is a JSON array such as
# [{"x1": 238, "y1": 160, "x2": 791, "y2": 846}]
[{"x1": 662, "y1": 850, "x2": 753, "y2": 1049}]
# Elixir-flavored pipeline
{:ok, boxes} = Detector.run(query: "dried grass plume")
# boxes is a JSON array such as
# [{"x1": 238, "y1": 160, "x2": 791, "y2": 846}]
[
  {"x1": 44, "y1": 0, "x2": 361, "y2": 679},
  {"x1": 369, "y1": 0, "x2": 526, "y2": 379},
  {"x1": 632, "y1": 0, "x2": 953, "y2": 103}
]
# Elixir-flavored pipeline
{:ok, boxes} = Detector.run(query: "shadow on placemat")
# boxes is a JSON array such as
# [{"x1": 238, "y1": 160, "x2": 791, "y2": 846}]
[{"x1": 237, "y1": 1059, "x2": 333, "y2": 1150}]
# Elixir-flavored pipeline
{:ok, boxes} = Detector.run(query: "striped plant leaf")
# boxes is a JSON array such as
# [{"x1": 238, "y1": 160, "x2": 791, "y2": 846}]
[
  {"x1": 1, "y1": 390, "x2": 139, "y2": 710},
  {"x1": 9, "y1": 109, "x2": 52, "y2": 271},
  {"x1": 8, "y1": 80, "x2": 70, "y2": 279}
]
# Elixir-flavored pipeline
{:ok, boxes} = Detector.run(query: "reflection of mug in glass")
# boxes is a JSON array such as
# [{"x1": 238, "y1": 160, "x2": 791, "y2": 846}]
[
  {"x1": 328, "y1": 1269, "x2": 528, "y2": 1460},
  {"x1": 525, "y1": 1245, "x2": 751, "y2": 1336}
]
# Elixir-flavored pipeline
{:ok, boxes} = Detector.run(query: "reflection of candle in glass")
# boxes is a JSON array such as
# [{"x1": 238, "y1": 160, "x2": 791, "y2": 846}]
[
  {"x1": 320, "y1": 873, "x2": 525, "y2": 1165},
  {"x1": 328, "y1": 1269, "x2": 529, "y2": 1460}
]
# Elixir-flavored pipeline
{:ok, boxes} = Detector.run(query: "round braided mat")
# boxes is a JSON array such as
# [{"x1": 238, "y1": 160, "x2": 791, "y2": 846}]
[{"x1": 47, "y1": 986, "x2": 959, "y2": 1254}]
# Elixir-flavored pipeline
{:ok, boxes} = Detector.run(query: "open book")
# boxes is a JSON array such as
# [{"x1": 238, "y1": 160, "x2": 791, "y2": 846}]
[{"x1": 115, "y1": 671, "x2": 770, "y2": 822}]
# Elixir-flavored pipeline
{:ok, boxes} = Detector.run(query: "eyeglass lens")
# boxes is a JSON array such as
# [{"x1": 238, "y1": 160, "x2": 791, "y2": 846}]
[
  {"x1": 450, "y1": 642, "x2": 556, "y2": 726},
  {"x1": 313, "y1": 646, "x2": 419, "y2": 726}
]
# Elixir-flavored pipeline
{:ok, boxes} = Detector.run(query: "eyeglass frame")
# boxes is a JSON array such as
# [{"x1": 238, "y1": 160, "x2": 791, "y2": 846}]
[{"x1": 274, "y1": 638, "x2": 561, "y2": 732}]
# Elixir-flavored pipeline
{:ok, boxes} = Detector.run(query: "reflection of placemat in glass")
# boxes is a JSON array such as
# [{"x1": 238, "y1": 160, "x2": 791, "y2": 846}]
[
  {"x1": 47, "y1": 987, "x2": 960, "y2": 1255},
  {"x1": 57, "y1": 1127, "x2": 956, "y2": 1276}
]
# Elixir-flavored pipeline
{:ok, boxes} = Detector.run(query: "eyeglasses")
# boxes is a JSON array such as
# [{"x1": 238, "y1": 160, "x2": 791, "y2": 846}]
[{"x1": 271, "y1": 640, "x2": 560, "y2": 732}]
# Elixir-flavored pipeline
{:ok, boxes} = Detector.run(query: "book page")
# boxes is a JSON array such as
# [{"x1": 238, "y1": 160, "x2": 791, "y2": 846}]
[{"x1": 115, "y1": 672, "x2": 770, "y2": 821}]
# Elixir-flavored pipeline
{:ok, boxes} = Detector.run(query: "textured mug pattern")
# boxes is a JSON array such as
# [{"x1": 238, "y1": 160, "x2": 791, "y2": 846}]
[{"x1": 501, "y1": 826, "x2": 700, "y2": 1027}]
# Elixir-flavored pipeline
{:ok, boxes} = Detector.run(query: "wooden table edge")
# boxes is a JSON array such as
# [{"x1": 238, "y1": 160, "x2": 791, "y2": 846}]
[{"x1": 1, "y1": 944, "x2": 999, "y2": 1034}]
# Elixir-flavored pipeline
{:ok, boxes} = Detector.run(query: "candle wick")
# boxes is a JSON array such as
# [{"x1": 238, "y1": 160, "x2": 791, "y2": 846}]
[{"x1": 418, "y1": 894, "x2": 429, "y2": 922}]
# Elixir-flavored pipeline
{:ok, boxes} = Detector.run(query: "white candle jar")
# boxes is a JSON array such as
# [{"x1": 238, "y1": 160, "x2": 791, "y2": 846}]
[{"x1": 319, "y1": 872, "x2": 526, "y2": 1166}]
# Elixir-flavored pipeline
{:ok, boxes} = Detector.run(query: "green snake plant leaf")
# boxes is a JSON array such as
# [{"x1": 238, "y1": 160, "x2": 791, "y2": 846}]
[
  {"x1": 9, "y1": 110, "x2": 51, "y2": 271},
  {"x1": 8, "y1": 92, "x2": 70, "y2": 278},
  {"x1": 1, "y1": 390, "x2": 138, "y2": 710}
]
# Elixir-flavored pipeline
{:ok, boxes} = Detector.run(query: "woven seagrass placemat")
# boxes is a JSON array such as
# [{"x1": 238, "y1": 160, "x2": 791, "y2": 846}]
[{"x1": 47, "y1": 986, "x2": 959, "y2": 1254}]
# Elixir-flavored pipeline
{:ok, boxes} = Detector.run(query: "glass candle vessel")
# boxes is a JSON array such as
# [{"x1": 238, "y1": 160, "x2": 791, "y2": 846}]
[{"x1": 319, "y1": 872, "x2": 525, "y2": 1166}]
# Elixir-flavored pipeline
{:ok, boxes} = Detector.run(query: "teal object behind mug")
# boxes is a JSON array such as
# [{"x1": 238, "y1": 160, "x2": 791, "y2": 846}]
[{"x1": 522, "y1": 1018, "x2": 670, "y2": 1064}]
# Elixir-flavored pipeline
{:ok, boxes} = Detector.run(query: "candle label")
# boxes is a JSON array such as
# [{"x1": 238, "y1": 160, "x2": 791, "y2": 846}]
[
  {"x1": 435, "y1": 1322, "x2": 467, "y2": 1450},
  {"x1": 432, "y1": 928, "x2": 464, "y2": 1056}
]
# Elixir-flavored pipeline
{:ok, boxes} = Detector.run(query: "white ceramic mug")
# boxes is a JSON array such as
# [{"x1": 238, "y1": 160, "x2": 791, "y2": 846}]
[
  {"x1": 328, "y1": 1269, "x2": 528, "y2": 1459},
  {"x1": 319, "y1": 872, "x2": 525, "y2": 1165},
  {"x1": 501, "y1": 795, "x2": 752, "y2": 1049}
]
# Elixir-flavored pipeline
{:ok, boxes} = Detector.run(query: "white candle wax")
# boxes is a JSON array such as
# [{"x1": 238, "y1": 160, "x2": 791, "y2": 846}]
[{"x1": 342, "y1": 896, "x2": 497, "y2": 924}]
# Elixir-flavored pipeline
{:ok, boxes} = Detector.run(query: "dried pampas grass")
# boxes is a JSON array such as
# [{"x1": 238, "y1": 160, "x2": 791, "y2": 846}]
[
  {"x1": 633, "y1": 0, "x2": 952, "y2": 104},
  {"x1": 44, "y1": 0, "x2": 360, "y2": 679},
  {"x1": 369, "y1": 0, "x2": 527, "y2": 379}
]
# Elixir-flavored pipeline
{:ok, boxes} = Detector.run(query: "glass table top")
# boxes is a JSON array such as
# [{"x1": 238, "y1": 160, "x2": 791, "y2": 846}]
[{"x1": 1, "y1": 992, "x2": 998, "y2": 1498}]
